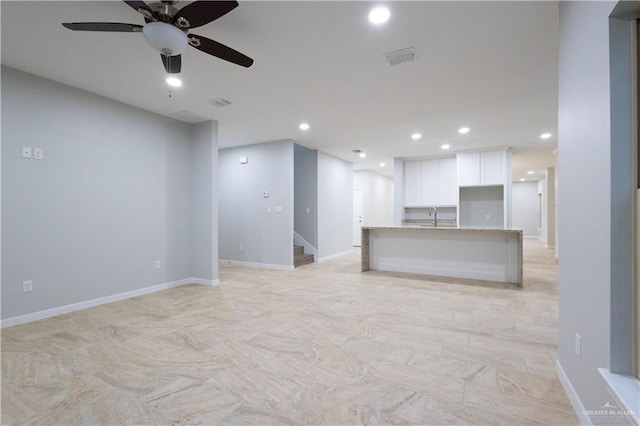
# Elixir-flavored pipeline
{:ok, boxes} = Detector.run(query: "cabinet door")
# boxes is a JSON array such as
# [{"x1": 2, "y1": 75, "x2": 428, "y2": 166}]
[
  {"x1": 404, "y1": 161, "x2": 421, "y2": 206},
  {"x1": 420, "y1": 160, "x2": 439, "y2": 206},
  {"x1": 438, "y1": 158, "x2": 457, "y2": 206},
  {"x1": 457, "y1": 153, "x2": 481, "y2": 186},
  {"x1": 481, "y1": 151, "x2": 504, "y2": 185}
]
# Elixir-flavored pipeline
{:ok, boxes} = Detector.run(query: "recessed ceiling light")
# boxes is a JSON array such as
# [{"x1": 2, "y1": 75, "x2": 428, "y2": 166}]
[
  {"x1": 379, "y1": 162, "x2": 386, "y2": 167},
  {"x1": 368, "y1": 7, "x2": 390, "y2": 24},
  {"x1": 165, "y1": 76, "x2": 182, "y2": 87},
  {"x1": 520, "y1": 178, "x2": 525, "y2": 181},
  {"x1": 527, "y1": 170, "x2": 534, "y2": 175},
  {"x1": 299, "y1": 123, "x2": 310, "y2": 131},
  {"x1": 540, "y1": 133, "x2": 552, "y2": 139},
  {"x1": 458, "y1": 127, "x2": 470, "y2": 134},
  {"x1": 441, "y1": 144, "x2": 450, "y2": 150},
  {"x1": 411, "y1": 133, "x2": 422, "y2": 140},
  {"x1": 359, "y1": 152, "x2": 367, "y2": 158}
]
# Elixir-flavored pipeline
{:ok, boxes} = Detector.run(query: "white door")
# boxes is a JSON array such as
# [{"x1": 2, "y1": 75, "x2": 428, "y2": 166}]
[{"x1": 353, "y1": 189, "x2": 364, "y2": 246}]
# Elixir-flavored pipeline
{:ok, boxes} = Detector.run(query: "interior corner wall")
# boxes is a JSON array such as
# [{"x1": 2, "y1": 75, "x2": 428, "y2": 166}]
[
  {"x1": 557, "y1": 0, "x2": 615, "y2": 415},
  {"x1": 218, "y1": 140, "x2": 294, "y2": 267},
  {"x1": 511, "y1": 181, "x2": 539, "y2": 237},
  {"x1": 294, "y1": 144, "x2": 318, "y2": 248},
  {"x1": 353, "y1": 170, "x2": 393, "y2": 227},
  {"x1": 1, "y1": 67, "x2": 214, "y2": 320},
  {"x1": 317, "y1": 152, "x2": 353, "y2": 258},
  {"x1": 190, "y1": 121, "x2": 218, "y2": 281}
]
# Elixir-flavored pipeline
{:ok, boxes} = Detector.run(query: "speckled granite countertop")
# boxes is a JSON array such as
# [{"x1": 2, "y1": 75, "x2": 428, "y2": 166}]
[{"x1": 364, "y1": 226, "x2": 523, "y2": 234}]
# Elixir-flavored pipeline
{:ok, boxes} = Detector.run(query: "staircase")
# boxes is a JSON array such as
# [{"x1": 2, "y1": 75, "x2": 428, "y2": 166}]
[{"x1": 294, "y1": 245, "x2": 314, "y2": 268}]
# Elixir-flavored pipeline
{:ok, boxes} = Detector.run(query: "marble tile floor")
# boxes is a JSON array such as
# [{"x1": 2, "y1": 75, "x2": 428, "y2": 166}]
[{"x1": 1, "y1": 239, "x2": 578, "y2": 425}]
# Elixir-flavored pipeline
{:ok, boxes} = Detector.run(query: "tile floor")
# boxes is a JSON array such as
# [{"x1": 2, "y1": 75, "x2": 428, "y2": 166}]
[{"x1": 1, "y1": 239, "x2": 577, "y2": 425}]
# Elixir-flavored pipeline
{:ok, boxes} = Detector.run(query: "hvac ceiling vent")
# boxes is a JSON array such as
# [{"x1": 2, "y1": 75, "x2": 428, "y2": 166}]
[
  {"x1": 384, "y1": 47, "x2": 418, "y2": 66},
  {"x1": 208, "y1": 98, "x2": 232, "y2": 108},
  {"x1": 352, "y1": 149, "x2": 363, "y2": 154}
]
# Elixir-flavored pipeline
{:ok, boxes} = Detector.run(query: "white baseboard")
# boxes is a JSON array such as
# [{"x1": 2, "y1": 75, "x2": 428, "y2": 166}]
[
  {"x1": 219, "y1": 259, "x2": 294, "y2": 271},
  {"x1": 190, "y1": 278, "x2": 220, "y2": 286},
  {"x1": 318, "y1": 249, "x2": 354, "y2": 262},
  {"x1": 556, "y1": 360, "x2": 593, "y2": 426},
  {"x1": 1, "y1": 277, "x2": 216, "y2": 328}
]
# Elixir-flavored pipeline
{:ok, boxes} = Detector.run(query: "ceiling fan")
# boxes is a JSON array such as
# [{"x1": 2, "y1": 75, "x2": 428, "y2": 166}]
[{"x1": 62, "y1": 0, "x2": 253, "y2": 74}]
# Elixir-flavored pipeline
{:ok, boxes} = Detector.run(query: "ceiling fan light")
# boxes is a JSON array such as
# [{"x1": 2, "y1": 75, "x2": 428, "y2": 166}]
[{"x1": 143, "y1": 22, "x2": 188, "y2": 56}]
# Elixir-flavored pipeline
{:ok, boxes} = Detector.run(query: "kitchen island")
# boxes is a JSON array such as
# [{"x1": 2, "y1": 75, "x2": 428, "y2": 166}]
[{"x1": 361, "y1": 226, "x2": 523, "y2": 285}]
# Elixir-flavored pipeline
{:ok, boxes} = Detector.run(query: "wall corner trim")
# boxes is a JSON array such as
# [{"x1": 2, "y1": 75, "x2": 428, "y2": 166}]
[
  {"x1": 1, "y1": 278, "x2": 213, "y2": 328},
  {"x1": 556, "y1": 360, "x2": 594, "y2": 426}
]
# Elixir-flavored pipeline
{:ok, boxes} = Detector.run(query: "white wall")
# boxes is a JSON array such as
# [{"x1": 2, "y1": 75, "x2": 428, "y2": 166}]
[
  {"x1": 318, "y1": 152, "x2": 353, "y2": 259},
  {"x1": 353, "y1": 170, "x2": 393, "y2": 227},
  {"x1": 1, "y1": 67, "x2": 218, "y2": 320},
  {"x1": 511, "y1": 181, "x2": 539, "y2": 237},
  {"x1": 557, "y1": 1, "x2": 627, "y2": 419},
  {"x1": 392, "y1": 158, "x2": 405, "y2": 226},
  {"x1": 218, "y1": 140, "x2": 294, "y2": 268}
]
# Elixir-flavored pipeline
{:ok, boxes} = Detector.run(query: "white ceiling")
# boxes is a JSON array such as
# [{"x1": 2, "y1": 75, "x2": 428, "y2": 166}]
[{"x1": 1, "y1": 1, "x2": 559, "y2": 180}]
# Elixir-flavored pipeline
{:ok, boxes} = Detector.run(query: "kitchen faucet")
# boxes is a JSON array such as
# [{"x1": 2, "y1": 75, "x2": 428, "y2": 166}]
[{"x1": 429, "y1": 206, "x2": 438, "y2": 227}]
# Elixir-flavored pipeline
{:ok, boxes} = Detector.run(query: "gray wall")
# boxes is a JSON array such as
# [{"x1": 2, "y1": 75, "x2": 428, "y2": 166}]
[
  {"x1": 317, "y1": 152, "x2": 353, "y2": 258},
  {"x1": 1, "y1": 67, "x2": 217, "y2": 319},
  {"x1": 459, "y1": 186, "x2": 504, "y2": 228},
  {"x1": 293, "y1": 144, "x2": 318, "y2": 248},
  {"x1": 353, "y1": 170, "x2": 393, "y2": 226},
  {"x1": 557, "y1": 0, "x2": 618, "y2": 417},
  {"x1": 511, "y1": 181, "x2": 539, "y2": 237},
  {"x1": 191, "y1": 121, "x2": 218, "y2": 280},
  {"x1": 218, "y1": 140, "x2": 294, "y2": 267}
]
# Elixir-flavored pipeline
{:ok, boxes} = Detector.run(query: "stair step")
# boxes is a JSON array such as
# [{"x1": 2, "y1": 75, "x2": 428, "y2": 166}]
[
  {"x1": 294, "y1": 253, "x2": 314, "y2": 268},
  {"x1": 294, "y1": 245, "x2": 304, "y2": 256}
]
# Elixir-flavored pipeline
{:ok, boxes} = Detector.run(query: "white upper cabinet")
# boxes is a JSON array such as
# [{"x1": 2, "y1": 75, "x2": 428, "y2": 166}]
[
  {"x1": 481, "y1": 151, "x2": 504, "y2": 185},
  {"x1": 457, "y1": 150, "x2": 506, "y2": 186},
  {"x1": 404, "y1": 160, "x2": 421, "y2": 206},
  {"x1": 404, "y1": 158, "x2": 457, "y2": 207},
  {"x1": 457, "y1": 153, "x2": 481, "y2": 186},
  {"x1": 437, "y1": 158, "x2": 458, "y2": 206},
  {"x1": 420, "y1": 160, "x2": 439, "y2": 206}
]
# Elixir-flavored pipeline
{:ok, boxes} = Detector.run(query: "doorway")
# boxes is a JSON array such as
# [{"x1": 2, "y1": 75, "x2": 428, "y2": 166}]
[{"x1": 353, "y1": 188, "x2": 364, "y2": 246}]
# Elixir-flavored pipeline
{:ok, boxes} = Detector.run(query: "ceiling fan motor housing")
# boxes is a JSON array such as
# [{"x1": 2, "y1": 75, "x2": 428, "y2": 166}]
[{"x1": 142, "y1": 21, "x2": 187, "y2": 56}]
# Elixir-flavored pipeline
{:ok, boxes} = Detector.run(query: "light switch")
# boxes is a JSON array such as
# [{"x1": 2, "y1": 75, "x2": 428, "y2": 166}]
[
  {"x1": 262, "y1": 191, "x2": 269, "y2": 198},
  {"x1": 33, "y1": 148, "x2": 44, "y2": 160},
  {"x1": 21, "y1": 146, "x2": 32, "y2": 159},
  {"x1": 239, "y1": 156, "x2": 248, "y2": 164},
  {"x1": 306, "y1": 207, "x2": 310, "y2": 214}
]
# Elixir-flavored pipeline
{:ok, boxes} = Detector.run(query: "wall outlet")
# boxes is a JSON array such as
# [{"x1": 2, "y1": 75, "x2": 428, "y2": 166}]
[
  {"x1": 22, "y1": 280, "x2": 33, "y2": 293},
  {"x1": 575, "y1": 333, "x2": 582, "y2": 358},
  {"x1": 33, "y1": 148, "x2": 44, "y2": 160},
  {"x1": 155, "y1": 260, "x2": 161, "y2": 270},
  {"x1": 240, "y1": 244, "x2": 244, "y2": 251},
  {"x1": 306, "y1": 207, "x2": 310, "y2": 214},
  {"x1": 21, "y1": 146, "x2": 32, "y2": 159},
  {"x1": 273, "y1": 206, "x2": 283, "y2": 213}
]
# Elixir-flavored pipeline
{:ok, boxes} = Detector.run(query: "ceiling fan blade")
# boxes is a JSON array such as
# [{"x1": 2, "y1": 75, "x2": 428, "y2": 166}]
[
  {"x1": 62, "y1": 22, "x2": 143, "y2": 32},
  {"x1": 161, "y1": 55, "x2": 182, "y2": 74},
  {"x1": 173, "y1": 1, "x2": 238, "y2": 29},
  {"x1": 188, "y1": 34, "x2": 253, "y2": 68},
  {"x1": 122, "y1": 1, "x2": 155, "y2": 19}
]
